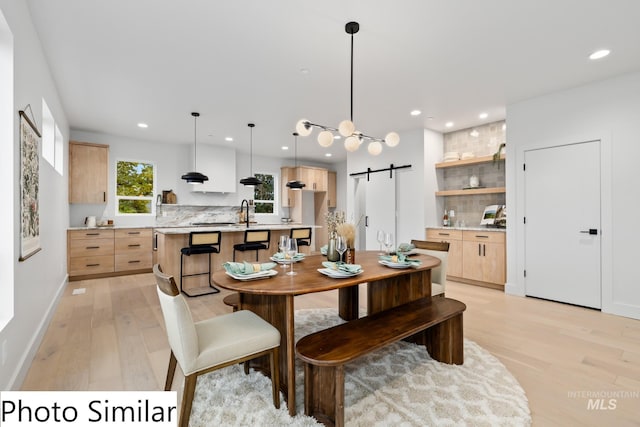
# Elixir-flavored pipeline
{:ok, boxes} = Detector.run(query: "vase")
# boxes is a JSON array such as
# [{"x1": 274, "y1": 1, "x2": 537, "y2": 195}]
[
  {"x1": 343, "y1": 247, "x2": 355, "y2": 264},
  {"x1": 327, "y1": 236, "x2": 340, "y2": 262}
]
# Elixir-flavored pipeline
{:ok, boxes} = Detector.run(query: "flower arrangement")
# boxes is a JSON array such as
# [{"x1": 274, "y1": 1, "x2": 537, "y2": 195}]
[
  {"x1": 325, "y1": 210, "x2": 346, "y2": 236},
  {"x1": 336, "y1": 222, "x2": 356, "y2": 247}
]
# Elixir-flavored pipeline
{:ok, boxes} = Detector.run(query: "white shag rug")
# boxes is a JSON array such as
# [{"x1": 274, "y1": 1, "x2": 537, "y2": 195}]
[{"x1": 189, "y1": 308, "x2": 531, "y2": 426}]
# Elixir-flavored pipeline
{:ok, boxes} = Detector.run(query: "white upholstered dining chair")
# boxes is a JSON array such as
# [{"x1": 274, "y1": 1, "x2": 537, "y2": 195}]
[
  {"x1": 153, "y1": 264, "x2": 281, "y2": 427},
  {"x1": 410, "y1": 240, "x2": 449, "y2": 297}
]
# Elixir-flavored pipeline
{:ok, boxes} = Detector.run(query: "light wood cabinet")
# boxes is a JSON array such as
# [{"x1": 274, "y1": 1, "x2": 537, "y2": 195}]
[
  {"x1": 426, "y1": 228, "x2": 463, "y2": 278},
  {"x1": 68, "y1": 227, "x2": 153, "y2": 279},
  {"x1": 298, "y1": 166, "x2": 327, "y2": 192},
  {"x1": 327, "y1": 171, "x2": 337, "y2": 208},
  {"x1": 461, "y1": 230, "x2": 505, "y2": 286},
  {"x1": 115, "y1": 228, "x2": 153, "y2": 272},
  {"x1": 281, "y1": 166, "x2": 297, "y2": 207},
  {"x1": 426, "y1": 228, "x2": 505, "y2": 288},
  {"x1": 69, "y1": 141, "x2": 109, "y2": 204},
  {"x1": 67, "y1": 229, "x2": 114, "y2": 276}
]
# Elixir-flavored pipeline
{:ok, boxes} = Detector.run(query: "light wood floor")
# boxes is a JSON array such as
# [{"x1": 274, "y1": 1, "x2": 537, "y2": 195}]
[{"x1": 22, "y1": 273, "x2": 640, "y2": 426}]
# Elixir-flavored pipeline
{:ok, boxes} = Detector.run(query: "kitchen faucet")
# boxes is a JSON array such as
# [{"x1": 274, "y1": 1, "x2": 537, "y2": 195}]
[{"x1": 241, "y1": 199, "x2": 250, "y2": 227}]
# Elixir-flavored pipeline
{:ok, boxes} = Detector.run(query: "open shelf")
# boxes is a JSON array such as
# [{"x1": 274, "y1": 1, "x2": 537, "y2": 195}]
[
  {"x1": 436, "y1": 187, "x2": 506, "y2": 197},
  {"x1": 435, "y1": 154, "x2": 505, "y2": 169}
]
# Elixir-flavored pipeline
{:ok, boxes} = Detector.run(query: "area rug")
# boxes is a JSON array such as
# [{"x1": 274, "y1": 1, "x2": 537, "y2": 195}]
[{"x1": 189, "y1": 308, "x2": 531, "y2": 426}]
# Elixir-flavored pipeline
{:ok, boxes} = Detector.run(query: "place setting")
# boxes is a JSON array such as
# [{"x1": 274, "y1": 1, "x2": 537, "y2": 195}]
[
  {"x1": 222, "y1": 261, "x2": 278, "y2": 281},
  {"x1": 270, "y1": 235, "x2": 305, "y2": 265},
  {"x1": 378, "y1": 240, "x2": 422, "y2": 269},
  {"x1": 317, "y1": 236, "x2": 363, "y2": 278}
]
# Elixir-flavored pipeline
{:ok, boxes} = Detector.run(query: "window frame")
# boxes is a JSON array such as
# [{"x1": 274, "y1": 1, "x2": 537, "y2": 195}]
[
  {"x1": 114, "y1": 158, "x2": 157, "y2": 216},
  {"x1": 253, "y1": 171, "x2": 279, "y2": 217}
]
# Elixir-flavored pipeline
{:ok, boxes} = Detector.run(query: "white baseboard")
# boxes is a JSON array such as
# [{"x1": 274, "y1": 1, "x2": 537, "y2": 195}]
[
  {"x1": 6, "y1": 274, "x2": 68, "y2": 390},
  {"x1": 505, "y1": 280, "x2": 525, "y2": 296}
]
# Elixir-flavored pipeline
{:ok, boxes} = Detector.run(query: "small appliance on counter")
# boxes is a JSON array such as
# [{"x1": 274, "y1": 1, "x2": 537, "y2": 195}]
[{"x1": 281, "y1": 217, "x2": 293, "y2": 223}]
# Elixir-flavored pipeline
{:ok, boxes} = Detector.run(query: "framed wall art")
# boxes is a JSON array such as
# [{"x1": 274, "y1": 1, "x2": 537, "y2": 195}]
[{"x1": 19, "y1": 108, "x2": 42, "y2": 261}]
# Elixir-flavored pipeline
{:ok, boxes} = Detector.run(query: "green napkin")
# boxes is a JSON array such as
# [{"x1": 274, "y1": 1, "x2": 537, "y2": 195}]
[
  {"x1": 397, "y1": 243, "x2": 416, "y2": 253},
  {"x1": 320, "y1": 245, "x2": 328, "y2": 255},
  {"x1": 272, "y1": 252, "x2": 304, "y2": 261},
  {"x1": 379, "y1": 254, "x2": 422, "y2": 265},
  {"x1": 223, "y1": 261, "x2": 277, "y2": 275},
  {"x1": 322, "y1": 261, "x2": 362, "y2": 273}
]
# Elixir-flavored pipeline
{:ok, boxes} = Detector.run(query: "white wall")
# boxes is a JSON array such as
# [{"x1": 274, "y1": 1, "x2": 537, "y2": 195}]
[
  {"x1": 506, "y1": 71, "x2": 640, "y2": 320},
  {"x1": 0, "y1": 0, "x2": 71, "y2": 390},
  {"x1": 346, "y1": 129, "x2": 428, "y2": 247}
]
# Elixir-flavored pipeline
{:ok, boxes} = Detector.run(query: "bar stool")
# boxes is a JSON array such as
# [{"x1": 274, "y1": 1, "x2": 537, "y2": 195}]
[
  {"x1": 233, "y1": 229, "x2": 271, "y2": 262},
  {"x1": 290, "y1": 227, "x2": 312, "y2": 248},
  {"x1": 180, "y1": 231, "x2": 221, "y2": 297}
]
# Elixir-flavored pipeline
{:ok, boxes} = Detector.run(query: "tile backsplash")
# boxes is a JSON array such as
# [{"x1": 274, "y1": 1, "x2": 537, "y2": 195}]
[{"x1": 440, "y1": 120, "x2": 506, "y2": 227}]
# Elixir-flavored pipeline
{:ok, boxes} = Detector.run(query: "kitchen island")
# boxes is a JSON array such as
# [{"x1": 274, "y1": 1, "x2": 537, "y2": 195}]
[{"x1": 155, "y1": 224, "x2": 321, "y2": 295}]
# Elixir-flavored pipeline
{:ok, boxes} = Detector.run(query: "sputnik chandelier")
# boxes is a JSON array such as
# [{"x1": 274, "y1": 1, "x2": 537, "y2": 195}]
[{"x1": 296, "y1": 21, "x2": 399, "y2": 156}]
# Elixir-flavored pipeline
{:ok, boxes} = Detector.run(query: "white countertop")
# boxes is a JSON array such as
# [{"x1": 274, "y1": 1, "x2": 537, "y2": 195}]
[
  {"x1": 155, "y1": 223, "x2": 321, "y2": 234},
  {"x1": 428, "y1": 226, "x2": 506, "y2": 232}
]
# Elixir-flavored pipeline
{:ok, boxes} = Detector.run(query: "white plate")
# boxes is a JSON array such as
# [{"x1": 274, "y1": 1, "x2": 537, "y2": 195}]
[
  {"x1": 317, "y1": 268, "x2": 363, "y2": 278},
  {"x1": 270, "y1": 254, "x2": 305, "y2": 264},
  {"x1": 225, "y1": 269, "x2": 278, "y2": 281},
  {"x1": 379, "y1": 260, "x2": 413, "y2": 269}
]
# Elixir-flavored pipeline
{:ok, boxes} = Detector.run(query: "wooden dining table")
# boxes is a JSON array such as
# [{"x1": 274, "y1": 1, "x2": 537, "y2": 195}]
[{"x1": 211, "y1": 250, "x2": 440, "y2": 416}]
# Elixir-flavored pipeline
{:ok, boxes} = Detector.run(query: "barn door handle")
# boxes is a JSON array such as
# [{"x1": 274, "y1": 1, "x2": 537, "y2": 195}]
[{"x1": 579, "y1": 229, "x2": 598, "y2": 235}]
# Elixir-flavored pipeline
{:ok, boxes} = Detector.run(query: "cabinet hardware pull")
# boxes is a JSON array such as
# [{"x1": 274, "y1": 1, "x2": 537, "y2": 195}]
[
  {"x1": 438, "y1": 232, "x2": 450, "y2": 236},
  {"x1": 103, "y1": 192, "x2": 106, "y2": 202},
  {"x1": 478, "y1": 243, "x2": 481, "y2": 256},
  {"x1": 127, "y1": 231, "x2": 141, "y2": 235},
  {"x1": 128, "y1": 260, "x2": 141, "y2": 264},
  {"x1": 86, "y1": 263, "x2": 100, "y2": 267},
  {"x1": 128, "y1": 244, "x2": 141, "y2": 247},
  {"x1": 86, "y1": 246, "x2": 100, "y2": 249},
  {"x1": 476, "y1": 235, "x2": 489, "y2": 238},
  {"x1": 86, "y1": 232, "x2": 100, "y2": 236},
  {"x1": 483, "y1": 244, "x2": 486, "y2": 257}
]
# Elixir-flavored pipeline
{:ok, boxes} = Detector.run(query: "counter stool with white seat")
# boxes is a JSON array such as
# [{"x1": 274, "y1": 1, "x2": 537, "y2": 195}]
[
  {"x1": 180, "y1": 231, "x2": 221, "y2": 297},
  {"x1": 233, "y1": 229, "x2": 271, "y2": 262}
]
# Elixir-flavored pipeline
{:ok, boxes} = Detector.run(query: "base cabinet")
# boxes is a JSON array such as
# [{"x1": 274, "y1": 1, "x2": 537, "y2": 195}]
[
  {"x1": 68, "y1": 228, "x2": 152, "y2": 280},
  {"x1": 426, "y1": 228, "x2": 505, "y2": 288}
]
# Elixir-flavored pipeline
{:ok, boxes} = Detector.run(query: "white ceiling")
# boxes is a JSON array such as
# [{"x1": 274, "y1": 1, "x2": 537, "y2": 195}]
[{"x1": 26, "y1": 0, "x2": 640, "y2": 164}]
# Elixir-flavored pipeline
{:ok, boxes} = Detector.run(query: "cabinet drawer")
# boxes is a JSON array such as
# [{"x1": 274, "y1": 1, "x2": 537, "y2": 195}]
[
  {"x1": 68, "y1": 229, "x2": 114, "y2": 240},
  {"x1": 115, "y1": 253, "x2": 152, "y2": 271},
  {"x1": 69, "y1": 255, "x2": 114, "y2": 276},
  {"x1": 462, "y1": 230, "x2": 505, "y2": 244},
  {"x1": 115, "y1": 236, "x2": 152, "y2": 253},
  {"x1": 69, "y1": 239, "x2": 114, "y2": 257},
  {"x1": 426, "y1": 228, "x2": 463, "y2": 241},
  {"x1": 115, "y1": 228, "x2": 152, "y2": 239}
]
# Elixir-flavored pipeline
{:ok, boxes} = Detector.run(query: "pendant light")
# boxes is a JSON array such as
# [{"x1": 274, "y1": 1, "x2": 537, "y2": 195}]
[
  {"x1": 286, "y1": 132, "x2": 305, "y2": 190},
  {"x1": 295, "y1": 21, "x2": 399, "y2": 155},
  {"x1": 181, "y1": 112, "x2": 209, "y2": 184},
  {"x1": 239, "y1": 123, "x2": 262, "y2": 186}
]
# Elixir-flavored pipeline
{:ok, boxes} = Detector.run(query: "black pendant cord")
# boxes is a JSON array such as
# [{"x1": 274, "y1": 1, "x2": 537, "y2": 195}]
[
  {"x1": 248, "y1": 123, "x2": 255, "y2": 176},
  {"x1": 193, "y1": 113, "x2": 198, "y2": 169},
  {"x1": 350, "y1": 29, "x2": 354, "y2": 123}
]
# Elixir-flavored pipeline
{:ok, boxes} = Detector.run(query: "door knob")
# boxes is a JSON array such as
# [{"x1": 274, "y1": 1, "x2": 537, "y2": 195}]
[{"x1": 579, "y1": 229, "x2": 598, "y2": 235}]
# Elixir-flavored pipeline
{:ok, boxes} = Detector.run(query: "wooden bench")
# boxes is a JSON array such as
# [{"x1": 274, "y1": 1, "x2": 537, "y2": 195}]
[{"x1": 295, "y1": 297, "x2": 466, "y2": 427}]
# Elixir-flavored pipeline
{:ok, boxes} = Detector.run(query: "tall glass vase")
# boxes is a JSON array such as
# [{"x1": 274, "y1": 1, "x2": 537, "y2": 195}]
[{"x1": 327, "y1": 233, "x2": 340, "y2": 262}]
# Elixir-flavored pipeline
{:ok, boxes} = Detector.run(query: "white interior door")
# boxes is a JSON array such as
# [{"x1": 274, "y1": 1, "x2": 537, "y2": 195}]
[
  {"x1": 524, "y1": 140, "x2": 601, "y2": 308},
  {"x1": 364, "y1": 173, "x2": 396, "y2": 250}
]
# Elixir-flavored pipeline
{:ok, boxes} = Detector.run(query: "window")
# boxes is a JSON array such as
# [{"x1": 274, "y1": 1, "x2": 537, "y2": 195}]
[
  {"x1": 116, "y1": 160, "x2": 155, "y2": 215},
  {"x1": 254, "y1": 172, "x2": 276, "y2": 214},
  {"x1": 41, "y1": 98, "x2": 64, "y2": 175}
]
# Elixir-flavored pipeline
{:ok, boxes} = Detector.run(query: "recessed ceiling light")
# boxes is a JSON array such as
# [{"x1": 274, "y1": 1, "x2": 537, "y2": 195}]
[
  {"x1": 281, "y1": 146, "x2": 289, "y2": 150},
  {"x1": 225, "y1": 137, "x2": 233, "y2": 142},
  {"x1": 333, "y1": 135, "x2": 341, "y2": 140},
  {"x1": 479, "y1": 112, "x2": 488, "y2": 119},
  {"x1": 445, "y1": 122, "x2": 454, "y2": 128},
  {"x1": 589, "y1": 49, "x2": 610, "y2": 60},
  {"x1": 300, "y1": 68, "x2": 310, "y2": 75},
  {"x1": 325, "y1": 153, "x2": 332, "y2": 157},
  {"x1": 137, "y1": 123, "x2": 148, "y2": 128},
  {"x1": 410, "y1": 110, "x2": 421, "y2": 116}
]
